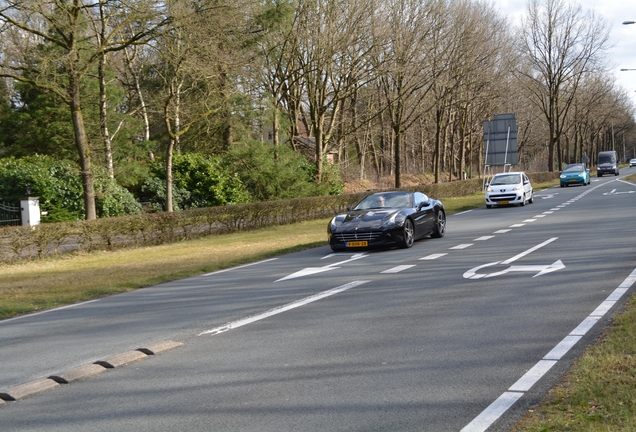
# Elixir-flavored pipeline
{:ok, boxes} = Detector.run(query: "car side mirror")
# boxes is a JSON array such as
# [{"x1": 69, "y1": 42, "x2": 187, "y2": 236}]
[
  {"x1": 417, "y1": 201, "x2": 430, "y2": 211},
  {"x1": 347, "y1": 205, "x2": 354, "y2": 211}
]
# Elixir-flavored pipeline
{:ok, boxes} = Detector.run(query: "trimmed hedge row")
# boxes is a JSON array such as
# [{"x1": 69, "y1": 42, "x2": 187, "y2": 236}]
[{"x1": 0, "y1": 173, "x2": 558, "y2": 263}]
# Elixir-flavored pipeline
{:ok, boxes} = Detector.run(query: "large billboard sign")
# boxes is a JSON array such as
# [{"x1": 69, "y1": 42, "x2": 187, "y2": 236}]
[{"x1": 483, "y1": 113, "x2": 518, "y2": 166}]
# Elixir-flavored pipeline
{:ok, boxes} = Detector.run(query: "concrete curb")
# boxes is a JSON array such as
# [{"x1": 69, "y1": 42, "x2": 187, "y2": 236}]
[
  {"x1": 49, "y1": 364, "x2": 107, "y2": 384},
  {"x1": 1, "y1": 340, "x2": 184, "y2": 406},
  {"x1": 0, "y1": 378, "x2": 60, "y2": 401},
  {"x1": 95, "y1": 350, "x2": 147, "y2": 368},
  {"x1": 138, "y1": 340, "x2": 184, "y2": 355}
]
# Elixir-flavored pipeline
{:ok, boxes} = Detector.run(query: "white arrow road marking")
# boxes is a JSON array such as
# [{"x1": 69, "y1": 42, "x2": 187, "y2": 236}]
[
  {"x1": 603, "y1": 189, "x2": 635, "y2": 195},
  {"x1": 276, "y1": 253, "x2": 367, "y2": 282},
  {"x1": 463, "y1": 238, "x2": 561, "y2": 279}
]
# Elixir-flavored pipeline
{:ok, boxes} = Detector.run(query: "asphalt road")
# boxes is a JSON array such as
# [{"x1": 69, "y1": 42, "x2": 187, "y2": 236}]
[{"x1": 1, "y1": 169, "x2": 636, "y2": 431}]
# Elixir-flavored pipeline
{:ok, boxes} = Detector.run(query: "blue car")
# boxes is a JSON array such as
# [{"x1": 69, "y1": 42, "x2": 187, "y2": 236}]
[{"x1": 560, "y1": 163, "x2": 590, "y2": 187}]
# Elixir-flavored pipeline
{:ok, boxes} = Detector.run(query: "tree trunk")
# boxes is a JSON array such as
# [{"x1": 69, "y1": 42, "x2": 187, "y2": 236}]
[{"x1": 70, "y1": 75, "x2": 97, "y2": 220}]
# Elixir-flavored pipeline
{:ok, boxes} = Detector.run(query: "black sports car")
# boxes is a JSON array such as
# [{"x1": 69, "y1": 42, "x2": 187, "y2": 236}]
[{"x1": 328, "y1": 191, "x2": 446, "y2": 251}]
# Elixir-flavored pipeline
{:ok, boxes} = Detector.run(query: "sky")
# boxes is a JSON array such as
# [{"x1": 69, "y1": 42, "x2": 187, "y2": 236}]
[{"x1": 495, "y1": 0, "x2": 636, "y2": 109}]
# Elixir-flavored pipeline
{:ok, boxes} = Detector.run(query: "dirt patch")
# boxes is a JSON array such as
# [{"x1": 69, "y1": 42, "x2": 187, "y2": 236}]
[{"x1": 342, "y1": 173, "x2": 435, "y2": 193}]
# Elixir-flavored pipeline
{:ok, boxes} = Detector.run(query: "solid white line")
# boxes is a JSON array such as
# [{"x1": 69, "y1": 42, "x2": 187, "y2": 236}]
[
  {"x1": 202, "y1": 258, "x2": 278, "y2": 276},
  {"x1": 381, "y1": 265, "x2": 415, "y2": 274},
  {"x1": 454, "y1": 210, "x2": 474, "y2": 216},
  {"x1": 0, "y1": 300, "x2": 100, "y2": 324},
  {"x1": 508, "y1": 360, "x2": 557, "y2": 392},
  {"x1": 420, "y1": 253, "x2": 447, "y2": 260},
  {"x1": 501, "y1": 238, "x2": 558, "y2": 265},
  {"x1": 544, "y1": 336, "x2": 582, "y2": 360},
  {"x1": 198, "y1": 280, "x2": 370, "y2": 336},
  {"x1": 570, "y1": 317, "x2": 600, "y2": 336},
  {"x1": 460, "y1": 392, "x2": 524, "y2": 432}
]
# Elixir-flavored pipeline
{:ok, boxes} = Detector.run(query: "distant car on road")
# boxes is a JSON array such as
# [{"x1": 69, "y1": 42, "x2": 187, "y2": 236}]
[
  {"x1": 560, "y1": 163, "x2": 590, "y2": 187},
  {"x1": 630, "y1": 158, "x2": 636, "y2": 167},
  {"x1": 328, "y1": 191, "x2": 445, "y2": 251},
  {"x1": 485, "y1": 172, "x2": 533, "y2": 208}
]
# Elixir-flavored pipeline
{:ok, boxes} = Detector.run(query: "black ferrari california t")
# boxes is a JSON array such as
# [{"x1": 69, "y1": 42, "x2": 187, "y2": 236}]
[{"x1": 328, "y1": 191, "x2": 445, "y2": 251}]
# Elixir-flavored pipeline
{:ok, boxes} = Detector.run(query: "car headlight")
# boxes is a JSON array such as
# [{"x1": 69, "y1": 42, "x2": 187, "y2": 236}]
[
  {"x1": 560, "y1": 175, "x2": 566, "y2": 179},
  {"x1": 382, "y1": 212, "x2": 405, "y2": 228},
  {"x1": 486, "y1": 186, "x2": 493, "y2": 192},
  {"x1": 579, "y1": 173, "x2": 585, "y2": 178},
  {"x1": 513, "y1": 186, "x2": 522, "y2": 191}
]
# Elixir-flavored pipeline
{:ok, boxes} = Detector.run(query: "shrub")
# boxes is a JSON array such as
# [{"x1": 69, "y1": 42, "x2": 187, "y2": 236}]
[
  {"x1": 140, "y1": 153, "x2": 252, "y2": 211},
  {"x1": 0, "y1": 155, "x2": 141, "y2": 221},
  {"x1": 225, "y1": 141, "x2": 344, "y2": 201}
]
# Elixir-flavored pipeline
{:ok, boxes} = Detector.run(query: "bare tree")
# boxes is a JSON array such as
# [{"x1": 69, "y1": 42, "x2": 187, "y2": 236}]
[{"x1": 515, "y1": 0, "x2": 610, "y2": 171}]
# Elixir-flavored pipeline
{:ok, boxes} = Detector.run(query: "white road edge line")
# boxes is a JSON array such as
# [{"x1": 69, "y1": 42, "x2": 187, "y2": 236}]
[
  {"x1": 198, "y1": 280, "x2": 370, "y2": 336},
  {"x1": 203, "y1": 258, "x2": 279, "y2": 276},
  {"x1": 0, "y1": 300, "x2": 100, "y2": 324},
  {"x1": 462, "y1": 267, "x2": 636, "y2": 432}
]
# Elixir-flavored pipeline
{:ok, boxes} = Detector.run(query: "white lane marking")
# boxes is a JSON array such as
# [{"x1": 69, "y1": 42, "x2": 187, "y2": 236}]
[
  {"x1": 277, "y1": 254, "x2": 367, "y2": 281},
  {"x1": 494, "y1": 229, "x2": 511, "y2": 234},
  {"x1": 543, "y1": 211, "x2": 553, "y2": 214},
  {"x1": 420, "y1": 253, "x2": 447, "y2": 260},
  {"x1": 544, "y1": 336, "x2": 582, "y2": 360},
  {"x1": 203, "y1": 258, "x2": 278, "y2": 276},
  {"x1": 463, "y1": 267, "x2": 636, "y2": 431},
  {"x1": 381, "y1": 265, "x2": 416, "y2": 274},
  {"x1": 454, "y1": 210, "x2": 474, "y2": 216},
  {"x1": 522, "y1": 219, "x2": 536, "y2": 222},
  {"x1": 550, "y1": 208, "x2": 560, "y2": 211},
  {"x1": 501, "y1": 238, "x2": 558, "y2": 265},
  {"x1": 474, "y1": 236, "x2": 494, "y2": 241},
  {"x1": 460, "y1": 392, "x2": 524, "y2": 432},
  {"x1": 451, "y1": 244, "x2": 473, "y2": 250},
  {"x1": 198, "y1": 281, "x2": 370, "y2": 336},
  {"x1": 508, "y1": 360, "x2": 558, "y2": 392},
  {"x1": 534, "y1": 215, "x2": 546, "y2": 218},
  {"x1": 509, "y1": 224, "x2": 525, "y2": 227},
  {"x1": 0, "y1": 300, "x2": 100, "y2": 324}
]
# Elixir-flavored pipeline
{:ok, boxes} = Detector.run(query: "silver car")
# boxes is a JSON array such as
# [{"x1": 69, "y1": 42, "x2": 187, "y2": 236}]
[{"x1": 485, "y1": 172, "x2": 533, "y2": 208}]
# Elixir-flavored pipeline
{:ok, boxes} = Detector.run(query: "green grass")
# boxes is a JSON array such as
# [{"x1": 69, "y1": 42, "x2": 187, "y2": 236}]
[{"x1": 4, "y1": 178, "x2": 636, "y2": 430}]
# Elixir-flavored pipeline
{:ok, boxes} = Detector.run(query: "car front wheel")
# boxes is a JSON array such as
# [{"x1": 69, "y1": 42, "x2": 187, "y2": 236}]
[{"x1": 401, "y1": 218, "x2": 414, "y2": 248}]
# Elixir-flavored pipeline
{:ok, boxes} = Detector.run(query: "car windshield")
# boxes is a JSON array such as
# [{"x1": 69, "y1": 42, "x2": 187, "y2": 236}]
[
  {"x1": 599, "y1": 155, "x2": 615, "y2": 164},
  {"x1": 563, "y1": 164, "x2": 584, "y2": 172},
  {"x1": 355, "y1": 192, "x2": 412, "y2": 210},
  {"x1": 490, "y1": 174, "x2": 521, "y2": 185}
]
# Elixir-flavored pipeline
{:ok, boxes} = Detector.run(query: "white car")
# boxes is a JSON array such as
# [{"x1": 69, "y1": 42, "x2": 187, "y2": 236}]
[
  {"x1": 630, "y1": 158, "x2": 636, "y2": 167},
  {"x1": 485, "y1": 172, "x2": 533, "y2": 208}
]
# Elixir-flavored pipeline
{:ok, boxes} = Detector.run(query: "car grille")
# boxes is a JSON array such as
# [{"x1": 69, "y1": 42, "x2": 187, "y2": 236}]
[
  {"x1": 489, "y1": 194, "x2": 517, "y2": 202},
  {"x1": 334, "y1": 231, "x2": 383, "y2": 242}
]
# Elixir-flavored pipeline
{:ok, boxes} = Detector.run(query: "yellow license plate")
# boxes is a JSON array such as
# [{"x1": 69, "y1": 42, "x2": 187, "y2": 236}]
[
  {"x1": 569, "y1": 179, "x2": 576, "y2": 182},
  {"x1": 498, "y1": 201, "x2": 509, "y2": 205},
  {"x1": 347, "y1": 241, "x2": 368, "y2": 247}
]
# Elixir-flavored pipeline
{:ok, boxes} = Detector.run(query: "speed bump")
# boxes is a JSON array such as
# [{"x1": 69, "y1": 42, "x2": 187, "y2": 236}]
[{"x1": 0, "y1": 378, "x2": 60, "y2": 401}]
